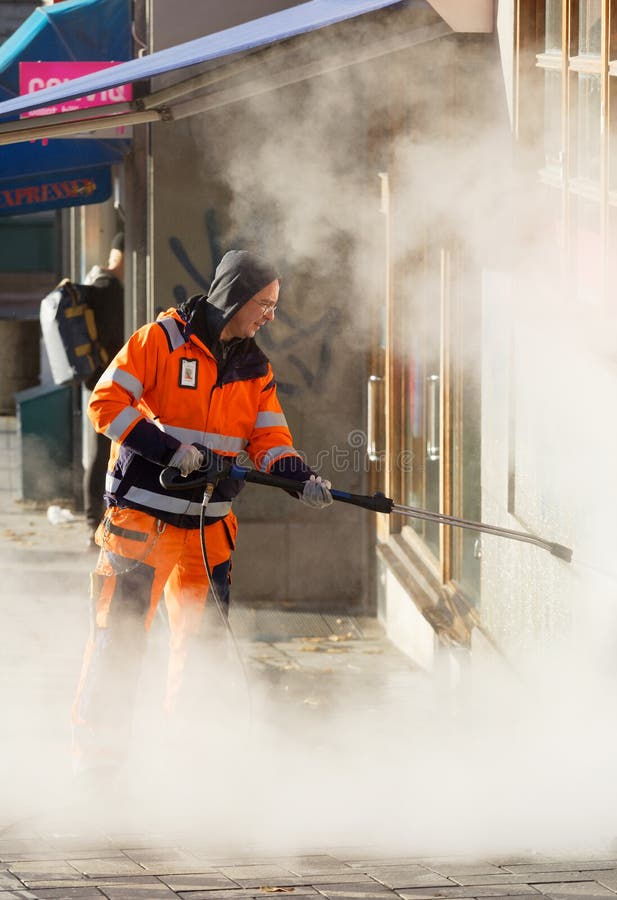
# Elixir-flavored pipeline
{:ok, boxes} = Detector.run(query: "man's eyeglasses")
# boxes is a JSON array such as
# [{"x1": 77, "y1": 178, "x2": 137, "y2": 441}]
[{"x1": 251, "y1": 298, "x2": 277, "y2": 315}]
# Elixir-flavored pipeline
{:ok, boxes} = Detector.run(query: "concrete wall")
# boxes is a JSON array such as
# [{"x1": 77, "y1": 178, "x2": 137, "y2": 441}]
[
  {"x1": 480, "y1": 270, "x2": 617, "y2": 666},
  {"x1": 151, "y1": 0, "x2": 301, "y2": 50},
  {"x1": 377, "y1": 556, "x2": 437, "y2": 670},
  {"x1": 428, "y1": 0, "x2": 493, "y2": 32}
]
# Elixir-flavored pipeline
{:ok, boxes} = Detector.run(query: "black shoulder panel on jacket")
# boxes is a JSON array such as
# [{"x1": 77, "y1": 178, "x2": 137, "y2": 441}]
[
  {"x1": 156, "y1": 315, "x2": 190, "y2": 353},
  {"x1": 220, "y1": 339, "x2": 270, "y2": 385}
]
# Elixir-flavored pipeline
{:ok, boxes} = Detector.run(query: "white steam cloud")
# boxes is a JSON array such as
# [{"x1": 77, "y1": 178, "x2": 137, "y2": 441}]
[{"x1": 2, "y1": 4, "x2": 617, "y2": 868}]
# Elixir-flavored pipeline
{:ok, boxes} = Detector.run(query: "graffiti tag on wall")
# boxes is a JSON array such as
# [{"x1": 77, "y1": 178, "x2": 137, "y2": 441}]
[{"x1": 168, "y1": 209, "x2": 341, "y2": 396}]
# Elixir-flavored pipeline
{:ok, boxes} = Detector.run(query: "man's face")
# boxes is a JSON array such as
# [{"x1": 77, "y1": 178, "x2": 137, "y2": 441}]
[{"x1": 220, "y1": 279, "x2": 279, "y2": 341}]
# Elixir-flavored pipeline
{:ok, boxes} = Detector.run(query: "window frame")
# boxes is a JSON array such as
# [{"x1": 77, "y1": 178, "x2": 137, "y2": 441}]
[{"x1": 530, "y1": 0, "x2": 617, "y2": 308}]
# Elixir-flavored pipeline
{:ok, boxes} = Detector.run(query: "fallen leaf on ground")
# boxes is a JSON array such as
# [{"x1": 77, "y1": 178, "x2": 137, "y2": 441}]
[
  {"x1": 259, "y1": 887, "x2": 295, "y2": 893},
  {"x1": 0, "y1": 528, "x2": 36, "y2": 544}
]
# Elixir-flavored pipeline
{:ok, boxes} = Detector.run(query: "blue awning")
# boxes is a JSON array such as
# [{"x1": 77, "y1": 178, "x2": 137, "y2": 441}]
[
  {"x1": 0, "y1": 0, "x2": 404, "y2": 120},
  {"x1": 0, "y1": 0, "x2": 132, "y2": 215},
  {"x1": 0, "y1": 134, "x2": 126, "y2": 180}
]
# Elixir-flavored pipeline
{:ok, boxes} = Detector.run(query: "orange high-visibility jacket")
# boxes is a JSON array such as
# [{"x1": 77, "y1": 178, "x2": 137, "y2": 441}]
[{"x1": 88, "y1": 308, "x2": 310, "y2": 530}]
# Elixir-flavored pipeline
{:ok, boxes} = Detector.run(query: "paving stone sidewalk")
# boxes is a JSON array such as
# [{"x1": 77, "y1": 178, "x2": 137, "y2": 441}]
[{"x1": 3, "y1": 839, "x2": 617, "y2": 900}]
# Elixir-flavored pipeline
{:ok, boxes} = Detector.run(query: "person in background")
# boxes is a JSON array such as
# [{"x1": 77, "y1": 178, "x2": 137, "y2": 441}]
[
  {"x1": 71, "y1": 248, "x2": 332, "y2": 780},
  {"x1": 83, "y1": 231, "x2": 125, "y2": 548}
]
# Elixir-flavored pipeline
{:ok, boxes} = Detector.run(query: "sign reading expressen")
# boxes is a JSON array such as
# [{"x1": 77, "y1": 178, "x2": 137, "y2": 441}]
[{"x1": 0, "y1": 168, "x2": 112, "y2": 215}]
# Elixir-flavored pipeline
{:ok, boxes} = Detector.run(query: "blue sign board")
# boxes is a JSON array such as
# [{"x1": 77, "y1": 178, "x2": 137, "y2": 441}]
[{"x1": 0, "y1": 165, "x2": 111, "y2": 216}]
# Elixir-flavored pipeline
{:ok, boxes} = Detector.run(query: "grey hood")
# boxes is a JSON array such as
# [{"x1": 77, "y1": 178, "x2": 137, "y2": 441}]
[{"x1": 183, "y1": 249, "x2": 279, "y2": 345}]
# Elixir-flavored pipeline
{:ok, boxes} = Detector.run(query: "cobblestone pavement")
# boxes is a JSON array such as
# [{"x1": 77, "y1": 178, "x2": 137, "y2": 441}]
[
  {"x1": 3, "y1": 417, "x2": 617, "y2": 897},
  {"x1": 3, "y1": 839, "x2": 617, "y2": 900}
]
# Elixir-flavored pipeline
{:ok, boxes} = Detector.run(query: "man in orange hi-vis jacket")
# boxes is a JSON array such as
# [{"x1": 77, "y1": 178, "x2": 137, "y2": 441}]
[{"x1": 72, "y1": 249, "x2": 333, "y2": 779}]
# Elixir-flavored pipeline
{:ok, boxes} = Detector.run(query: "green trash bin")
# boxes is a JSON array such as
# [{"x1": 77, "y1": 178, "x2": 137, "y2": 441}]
[{"x1": 15, "y1": 381, "x2": 74, "y2": 502}]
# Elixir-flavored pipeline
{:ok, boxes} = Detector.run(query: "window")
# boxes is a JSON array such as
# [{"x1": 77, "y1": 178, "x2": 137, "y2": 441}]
[
  {"x1": 400, "y1": 244, "x2": 442, "y2": 560},
  {"x1": 544, "y1": 68, "x2": 563, "y2": 173},
  {"x1": 546, "y1": 0, "x2": 563, "y2": 52},
  {"x1": 397, "y1": 241, "x2": 481, "y2": 595},
  {"x1": 534, "y1": 0, "x2": 615, "y2": 307},
  {"x1": 574, "y1": 71, "x2": 601, "y2": 182},
  {"x1": 579, "y1": 0, "x2": 602, "y2": 56}
]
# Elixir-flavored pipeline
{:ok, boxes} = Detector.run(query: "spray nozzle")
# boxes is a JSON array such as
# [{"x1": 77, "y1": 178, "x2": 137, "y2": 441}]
[{"x1": 549, "y1": 543, "x2": 573, "y2": 563}]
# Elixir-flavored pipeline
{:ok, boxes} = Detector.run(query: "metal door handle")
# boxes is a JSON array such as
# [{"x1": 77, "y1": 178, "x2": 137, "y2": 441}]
[
  {"x1": 367, "y1": 374, "x2": 383, "y2": 462},
  {"x1": 426, "y1": 373, "x2": 440, "y2": 461}
]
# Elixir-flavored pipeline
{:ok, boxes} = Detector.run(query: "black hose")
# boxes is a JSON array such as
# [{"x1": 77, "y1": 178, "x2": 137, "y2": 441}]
[{"x1": 198, "y1": 493, "x2": 253, "y2": 730}]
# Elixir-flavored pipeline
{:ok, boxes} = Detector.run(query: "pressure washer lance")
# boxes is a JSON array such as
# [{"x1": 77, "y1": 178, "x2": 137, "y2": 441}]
[{"x1": 159, "y1": 460, "x2": 573, "y2": 563}]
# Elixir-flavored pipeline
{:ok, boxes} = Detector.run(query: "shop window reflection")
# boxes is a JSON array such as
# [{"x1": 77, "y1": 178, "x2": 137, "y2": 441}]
[
  {"x1": 544, "y1": 69, "x2": 563, "y2": 175},
  {"x1": 545, "y1": 0, "x2": 562, "y2": 53},
  {"x1": 575, "y1": 73, "x2": 601, "y2": 183},
  {"x1": 401, "y1": 258, "x2": 441, "y2": 561},
  {"x1": 579, "y1": 0, "x2": 602, "y2": 56}
]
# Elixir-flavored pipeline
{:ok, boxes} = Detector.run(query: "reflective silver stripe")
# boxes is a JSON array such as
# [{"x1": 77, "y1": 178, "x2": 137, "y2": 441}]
[
  {"x1": 255, "y1": 411, "x2": 288, "y2": 429},
  {"x1": 105, "y1": 407, "x2": 141, "y2": 441},
  {"x1": 159, "y1": 423, "x2": 247, "y2": 454},
  {"x1": 159, "y1": 316, "x2": 186, "y2": 351},
  {"x1": 124, "y1": 486, "x2": 231, "y2": 517},
  {"x1": 259, "y1": 445, "x2": 299, "y2": 471},
  {"x1": 201, "y1": 501, "x2": 232, "y2": 518},
  {"x1": 98, "y1": 365, "x2": 143, "y2": 401},
  {"x1": 111, "y1": 368, "x2": 143, "y2": 400},
  {"x1": 105, "y1": 473, "x2": 121, "y2": 492}
]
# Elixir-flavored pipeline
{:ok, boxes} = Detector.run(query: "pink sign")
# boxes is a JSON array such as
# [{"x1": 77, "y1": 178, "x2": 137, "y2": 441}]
[{"x1": 19, "y1": 61, "x2": 132, "y2": 118}]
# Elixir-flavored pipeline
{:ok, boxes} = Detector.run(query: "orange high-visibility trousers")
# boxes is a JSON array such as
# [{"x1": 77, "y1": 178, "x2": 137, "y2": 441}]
[{"x1": 71, "y1": 506, "x2": 236, "y2": 773}]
